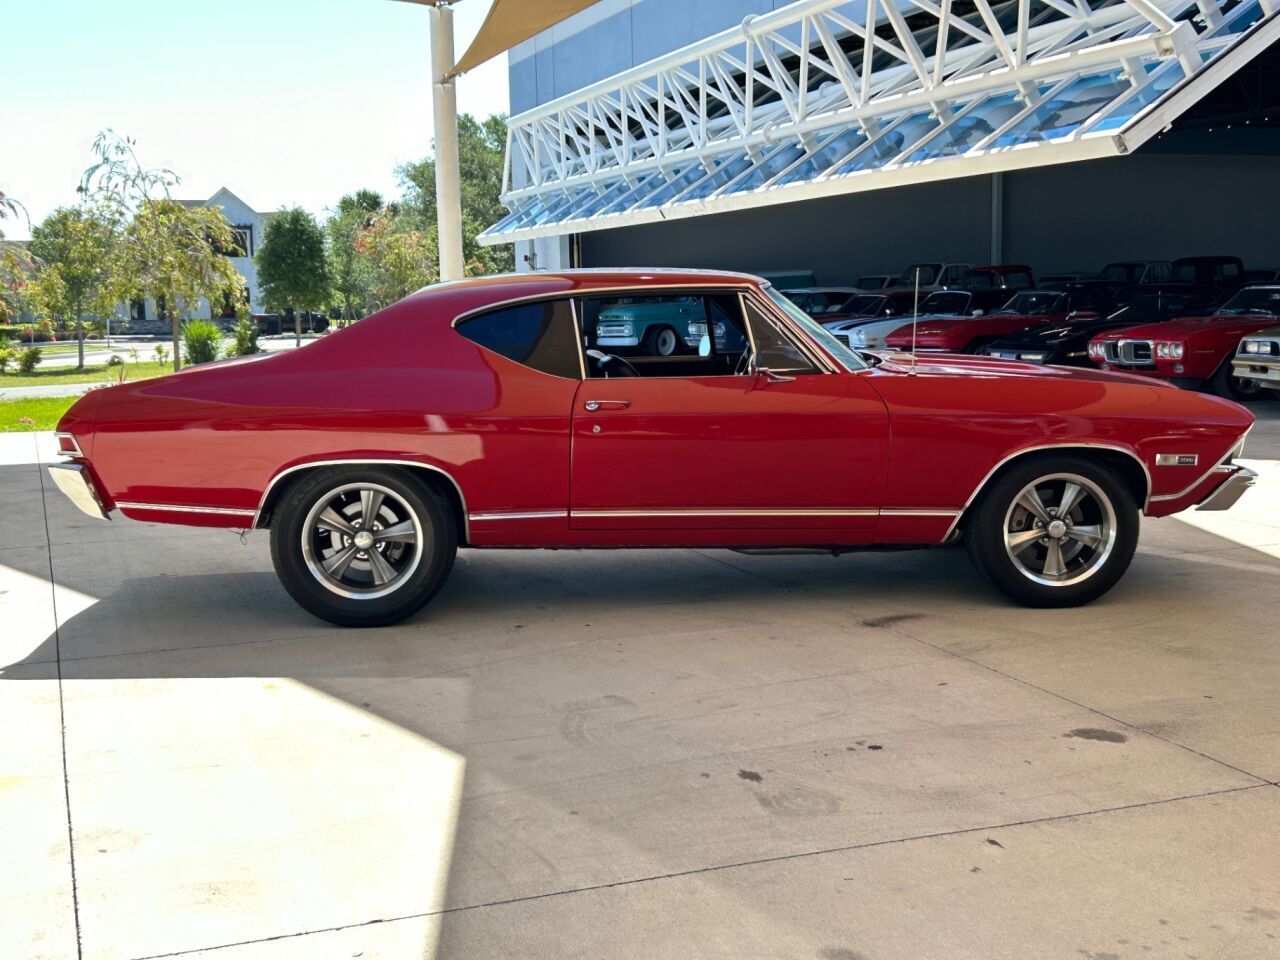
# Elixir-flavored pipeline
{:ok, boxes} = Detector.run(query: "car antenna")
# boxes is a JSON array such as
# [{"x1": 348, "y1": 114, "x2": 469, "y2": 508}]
[{"x1": 909, "y1": 266, "x2": 920, "y2": 376}]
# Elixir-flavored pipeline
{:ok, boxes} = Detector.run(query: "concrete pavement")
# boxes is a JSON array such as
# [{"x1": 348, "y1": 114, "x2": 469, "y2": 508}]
[{"x1": 1, "y1": 425, "x2": 1278, "y2": 960}]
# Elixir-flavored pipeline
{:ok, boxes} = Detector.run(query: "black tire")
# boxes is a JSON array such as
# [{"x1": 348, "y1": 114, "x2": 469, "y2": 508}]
[
  {"x1": 964, "y1": 454, "x2": 1138, "y2": 607},
  {"x1": 270, "y1": 466, "x2": 457, "y2": 626},
  {"x1": 647, "y1": 325, "x2": 680, "y2": 357},
  {"x1": 1210, "y1": 356, "x2": 1265, "y2": 402}
]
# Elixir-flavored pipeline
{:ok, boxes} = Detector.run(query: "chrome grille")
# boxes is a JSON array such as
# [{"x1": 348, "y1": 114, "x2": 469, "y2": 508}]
[
  {"x1": 1102, "y1": 341, "x2": 1120, "y2": 363},
  {"x1": 1118, "y1": 339, "x2": 1154, "y2": 366}
]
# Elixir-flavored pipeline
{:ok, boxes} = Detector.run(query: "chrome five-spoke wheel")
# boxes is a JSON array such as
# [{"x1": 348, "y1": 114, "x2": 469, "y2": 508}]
[
  {"x1": 271, "y1": 466, "x2": 457, "y2": 626},
  {"x1": 965, "y1": 454, "x2": 1138, "y2": 608},
  {"x1": 1002, "y1": 473, "x2": 1116, "y2": 586},
  {"x1": 302, "y1": 483, "x2": 424, "y2": 598}
]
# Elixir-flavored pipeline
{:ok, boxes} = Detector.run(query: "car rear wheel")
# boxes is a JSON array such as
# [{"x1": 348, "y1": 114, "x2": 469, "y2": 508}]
[
  {"x1": 647, "y1": 325, "x2": 680, "y2": 357},
  {"x1": 270, "y1": 466, "x2": 457, "y2": 626},
  {"x1": 964, "y1": 455, "x2": 1138, "y2": 607},
  {"x1": 1210, "y1": 357, "x2": 1265, "y2": 401}
]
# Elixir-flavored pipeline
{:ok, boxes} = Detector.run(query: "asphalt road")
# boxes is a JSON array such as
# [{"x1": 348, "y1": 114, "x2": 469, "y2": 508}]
[{"x1": 2, "y1": 431, "x2": 1278, "y2": 959}]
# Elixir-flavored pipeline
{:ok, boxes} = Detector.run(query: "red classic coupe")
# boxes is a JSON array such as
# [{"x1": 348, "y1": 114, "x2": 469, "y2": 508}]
[
  {"x1": 48, "y1": 270, "x2": 1256, "y2": 626},
  {"x1": 882, "y1": 288, "x2": 1107, "y2": 354},
  {"x1": 1088, "y1": 284, "x2": 1280, "y2": 400}
]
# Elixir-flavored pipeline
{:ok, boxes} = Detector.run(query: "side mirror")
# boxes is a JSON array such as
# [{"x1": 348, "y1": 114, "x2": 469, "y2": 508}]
[{"x1": 698, "y1": 334, "x2": 712, "y2": 357}]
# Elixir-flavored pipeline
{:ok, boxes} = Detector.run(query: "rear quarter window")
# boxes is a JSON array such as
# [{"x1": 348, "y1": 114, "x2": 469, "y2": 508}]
[{"x1": 456, "y1": 299, "x2": 581, "y2": 379}]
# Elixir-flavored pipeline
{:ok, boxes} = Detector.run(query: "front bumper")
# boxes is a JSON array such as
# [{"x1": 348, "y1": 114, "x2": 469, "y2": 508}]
[
  {"x1": 597, "y1": 336, "x2": 640, "y2": 348},
  {"x1": 47, "y1": 463, "x2": 110, "y2": 520},
  {"x1": 1195, "y1": 465, "x2": 1257, "y2": 512},
  {"x1": 1231, "y1": 356, "x2": 1280, "y2": 389}
]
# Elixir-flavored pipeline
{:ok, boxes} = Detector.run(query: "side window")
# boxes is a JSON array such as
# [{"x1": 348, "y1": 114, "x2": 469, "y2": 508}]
[
  {"x1": 744, "y1": 300, "x2": 818, "y2": 374},
  {"x1": 456, "y1": 299, "x2": 581, "y2": 379},
  {"x1": 579, "y1": 292, "x2": 750, "y2": 379}
]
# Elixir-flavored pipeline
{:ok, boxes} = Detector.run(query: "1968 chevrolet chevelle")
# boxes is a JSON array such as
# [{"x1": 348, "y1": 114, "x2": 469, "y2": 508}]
[{"x1": 48, "y1": 270, "x2": 1256, "y2": 626}]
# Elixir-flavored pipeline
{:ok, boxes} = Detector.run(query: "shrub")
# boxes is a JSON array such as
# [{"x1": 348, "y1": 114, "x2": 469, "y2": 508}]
[
  {"x1": 18, "y1": 347, "x2": 42, "y2": 373},
  {"x1": 154, "y1": 343, "x2": 170, "y2": 366},
  {"x1": 229, "y1": 316, "x2": 260, "y2": 357},
  {"x1": 0, "y1": 347, "x2": 13, "y2": 373},
  {"x1": 182, "y1": 319, "x2": 222, "y2": 365},
  {"x1": 107, "y1": 353, "x2": 124, "y2": 366},
  {"x1": 128, "y1": 347, "x2": 140, "y2": 364}
]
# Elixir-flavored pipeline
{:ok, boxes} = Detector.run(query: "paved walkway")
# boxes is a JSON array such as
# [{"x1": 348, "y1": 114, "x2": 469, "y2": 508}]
[{"x1": 2, "y1": 430, "x2": 1278, "y2": 959}]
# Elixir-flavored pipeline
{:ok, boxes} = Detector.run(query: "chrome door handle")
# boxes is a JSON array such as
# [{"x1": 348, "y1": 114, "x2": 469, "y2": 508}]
[{"x1": 584, "y1": 400, "x2": 630, "y2": 411}]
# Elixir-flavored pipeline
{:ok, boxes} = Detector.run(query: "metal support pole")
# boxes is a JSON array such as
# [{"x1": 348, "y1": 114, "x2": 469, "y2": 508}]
[
  {"x1": 990, "y1": 172, "x2": 1004, "y2": 264},
  {"x1": 430, "y1": 2, "x2": 464, "y2": 282}
]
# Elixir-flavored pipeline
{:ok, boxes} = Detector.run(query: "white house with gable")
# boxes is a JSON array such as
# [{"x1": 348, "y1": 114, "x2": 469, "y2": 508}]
[{"x1": 128, "y1": 187, "x2": 276, "y2": 333}]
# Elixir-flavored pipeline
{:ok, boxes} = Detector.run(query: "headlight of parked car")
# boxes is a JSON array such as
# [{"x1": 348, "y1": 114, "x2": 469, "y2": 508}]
[
  {"x1": 1087, "y1": 341, "x2": 1104, "y2": 358},
  {"x1": 1155, "y1": 341, "x2": 1185, "y2": 359},
  {"x1": 849, "y1": 328, "x2": 866, "y2": 346},
  {"x1": 1241, "y1": 339, "x2": 1274, "y2": 355}
]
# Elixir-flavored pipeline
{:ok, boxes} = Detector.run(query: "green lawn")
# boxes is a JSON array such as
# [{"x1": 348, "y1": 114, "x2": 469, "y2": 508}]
[
  {"x1": 0, "y1": 395, "x2": 80, "y2": 432},
  {"x1": 0, "y1": 360, "x2": 172, "y2": 388}
]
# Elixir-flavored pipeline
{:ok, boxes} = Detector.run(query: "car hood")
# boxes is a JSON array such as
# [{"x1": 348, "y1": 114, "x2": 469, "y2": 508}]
[
  {"x1": 988, "y1": 318, "x2": 1125, "y2": 347},
  {"x1": 870, "y1": 350, "x2": 1177, "y2": 387},
  {"x1": 1095, "y1": 315, "x2": 1279, "y2": 340}
]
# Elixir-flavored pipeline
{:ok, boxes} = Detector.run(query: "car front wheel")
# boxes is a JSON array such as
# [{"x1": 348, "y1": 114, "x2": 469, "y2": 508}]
[
  {"x1": 648, "y1": 325, "x2": 680, "y2": 356},
  {"x1": 270, "y1": 466, "x2": 457, "y2": 626},
  {"x1": 1210, "y1": 357, "x2": 1265, "y2": 401},
  {"x1": 964, "y1": 455, "x2": 1138, "y2": 607}
]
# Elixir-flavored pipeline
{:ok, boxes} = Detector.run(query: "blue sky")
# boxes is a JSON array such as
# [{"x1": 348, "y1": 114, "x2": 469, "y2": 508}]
[{"x1": 2, "y1": 0, "x2": 510, "y2": 239}]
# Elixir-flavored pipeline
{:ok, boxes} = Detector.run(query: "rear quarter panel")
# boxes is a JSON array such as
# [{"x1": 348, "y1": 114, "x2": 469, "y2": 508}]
[{"x1": 86, "y1": 286, "x2": 581, "y2": 528}]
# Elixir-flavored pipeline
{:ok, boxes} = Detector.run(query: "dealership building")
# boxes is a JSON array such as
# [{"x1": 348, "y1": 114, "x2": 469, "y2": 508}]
[{"x1": 480, "y1": 0, "x2": 1280, "y2": 285}]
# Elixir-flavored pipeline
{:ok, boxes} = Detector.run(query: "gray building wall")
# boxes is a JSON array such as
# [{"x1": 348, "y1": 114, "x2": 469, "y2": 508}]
[
  {"x1": 510, "y1": 0, "x2": 804, "y2": 115},
  {"x1": 579, "y1": 150, "x2": 1280, "y2": 282}
]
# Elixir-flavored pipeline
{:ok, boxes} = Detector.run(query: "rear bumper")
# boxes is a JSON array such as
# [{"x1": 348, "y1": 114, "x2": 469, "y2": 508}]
[
  {"x1": 1195, "y1": 465, "x2": 1257, "y2": 512},
  {"x1": 47, "y1": 463, "x2": 110, "y2": 520}
]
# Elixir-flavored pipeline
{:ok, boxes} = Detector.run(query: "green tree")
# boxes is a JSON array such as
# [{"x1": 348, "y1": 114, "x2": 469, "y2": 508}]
[
  {"x1": 326, "y1": 190, "x2": 383, "y2": 323},
  {"x1": 28, "y1": 206, "x2": 118, "y2": 369},
  {"x1": 81, "y1": 131, "x2": 244, "y2": 371},
  {"x1": 256, "y1": 207, "x2": 331, "y2": 345},
  {"x1": 395, "y1": 113, "x2": 514, "y2": 275}
]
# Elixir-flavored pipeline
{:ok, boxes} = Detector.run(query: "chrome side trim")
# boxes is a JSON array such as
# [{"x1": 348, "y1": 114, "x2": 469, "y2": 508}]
[
  {"x1": 47, "y1": 464, "x2": 109, "y2": 520},
  {"x1": 1148, "y1": 429, "x2": 1250, "y2": 503},
  {"x1": 879, "y1": 508, "x2": 962, "y2": 518},
  {"x1": 942, "y1": 442, "x2": 1154, "y2": 540},
  {"x1": 1154, "y1": 453, "x2": 1198, "y2": 467},
  {"x1": 115, "y1": 501, "x2": 255, "y2": 517},
  {"x1": 253, "y1": 459, "x2": 471, "y2": 542},
  {"x1": 470, "y1": 510, "x2": 568, "y2": 521},
  {"x1": 571, "y1": 508, "x2": 879, "y2": 518}
]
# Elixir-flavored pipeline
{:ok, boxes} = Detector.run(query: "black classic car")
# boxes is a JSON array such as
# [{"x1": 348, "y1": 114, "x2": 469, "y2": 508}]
[{"x1": 980, "y1": 283, "x2": 1216, "y2": 367}]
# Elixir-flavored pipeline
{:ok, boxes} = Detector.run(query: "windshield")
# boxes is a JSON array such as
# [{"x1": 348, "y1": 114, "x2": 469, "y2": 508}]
[
  {"x1": 920, "y1": 292, "x2": 971, "y2": 315},
  {"x1": 1098, "y1": 263, "x2": 1138, "y2": 282},
  {"x1": 996, "y1": 292, "x2": 1063, "y2": 316},
  {"x1": 838, "y1": 294, "x2": 885, "y2": 315},
  {"x1": 895, "y1": 263, "x2": 940, "y2": 286},
  {"x1": 765, "y1": 286, "x2": 866, "y2": 372},
  {"x1": 1216, "y1": 287, "x2": 1280, "y2": 316}
]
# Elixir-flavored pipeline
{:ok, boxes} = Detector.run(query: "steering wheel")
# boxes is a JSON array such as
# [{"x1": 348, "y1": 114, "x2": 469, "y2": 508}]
[{"x1": 585, "y1": 349, "x2": 641, "y2": 378}]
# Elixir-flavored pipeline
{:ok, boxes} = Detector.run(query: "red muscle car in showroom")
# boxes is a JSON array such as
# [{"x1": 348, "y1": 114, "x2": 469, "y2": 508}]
[
  {"x1": 881, "y1": 288, "x2": 1107, "y2": 354},
  {"x1": 47, "y1": 270, "x2": 1255, "y2": 626},
  {"x1": 1088, "y1": 284, "x2": 1280, "y2": 400}
]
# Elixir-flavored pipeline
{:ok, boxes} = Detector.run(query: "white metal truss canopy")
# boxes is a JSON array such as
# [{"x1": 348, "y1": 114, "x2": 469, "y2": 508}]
[{"x1": 479, "y1": 0, "x2": 1280, "y2": 246}]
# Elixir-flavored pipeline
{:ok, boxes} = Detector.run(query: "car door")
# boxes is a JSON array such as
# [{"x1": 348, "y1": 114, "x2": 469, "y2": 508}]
[{"x1": 569, "y1": 290, "x2": 889, "y2": 531}]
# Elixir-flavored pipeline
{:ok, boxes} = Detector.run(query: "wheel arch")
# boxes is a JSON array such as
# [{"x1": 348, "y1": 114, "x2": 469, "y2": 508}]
[
  {"x1": 254, "y1": 459, "x2": 470, "y2": 544},
  {"x1": 947, "y1": 443, "x2": 1150, "y2": 541}
]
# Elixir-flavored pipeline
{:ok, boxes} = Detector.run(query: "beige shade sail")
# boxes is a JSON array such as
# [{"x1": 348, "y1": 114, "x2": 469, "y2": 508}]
[{"x1": 447, "y1": 0, "x2": 600, "y2": 76}]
